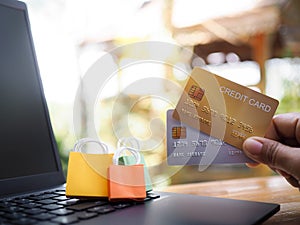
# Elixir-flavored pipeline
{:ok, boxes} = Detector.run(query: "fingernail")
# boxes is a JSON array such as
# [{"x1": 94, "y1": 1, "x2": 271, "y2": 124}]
[{"x1": 243, "y1": 138, "x2": 263, "y2": 155}]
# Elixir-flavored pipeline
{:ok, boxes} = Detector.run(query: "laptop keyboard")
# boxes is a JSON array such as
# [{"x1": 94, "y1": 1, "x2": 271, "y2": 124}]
[{"x1": 0, "y1": 188, "x2": 160, "y2": 225}]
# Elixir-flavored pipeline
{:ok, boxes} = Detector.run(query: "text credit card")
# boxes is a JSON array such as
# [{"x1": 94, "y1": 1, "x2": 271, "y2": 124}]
[
  {"x1": 167, "y1": 109, "x2": 254, "y2": 165},
  {"x1": 173, "y1": 67, "x2": 279, "y2": 150}
]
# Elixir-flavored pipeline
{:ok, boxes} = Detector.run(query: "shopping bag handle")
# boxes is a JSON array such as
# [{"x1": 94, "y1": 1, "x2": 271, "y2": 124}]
[
  {"x1": 73, "y1": 138, "x2": 108, "y2": 154},
  {"x1": 113, "y1": 146, "x2": 141, "y2": 165},
  {"x1": 117, "y1": 137, "x2": 140, "y2": 151}
]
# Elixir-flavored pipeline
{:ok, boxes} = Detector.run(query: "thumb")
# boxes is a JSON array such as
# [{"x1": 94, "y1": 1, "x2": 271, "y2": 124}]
[{"x1": 243, "y1": 137, "x2": 298, "y2": 172}]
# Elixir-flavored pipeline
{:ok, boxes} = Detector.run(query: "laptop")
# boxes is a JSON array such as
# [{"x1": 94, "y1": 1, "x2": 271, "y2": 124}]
[{"x1": 0, "y1": 0, "x2": 279, "y2": 224}]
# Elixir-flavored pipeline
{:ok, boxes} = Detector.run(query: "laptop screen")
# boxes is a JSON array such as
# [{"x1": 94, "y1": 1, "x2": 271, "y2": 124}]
[{"x1": 0, "y1": 1, "x2": 60, "y2": 181}]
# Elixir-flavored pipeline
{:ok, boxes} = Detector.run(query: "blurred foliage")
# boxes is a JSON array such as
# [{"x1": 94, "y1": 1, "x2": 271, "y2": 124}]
[
  {"x1": 55, "y1": 135, "x2": 69, "y2": 176},
  {"x1": 48, "y1": 102, "x2": 76, "y2": 176},
  {"x1": 276, "y1": 78, "x2": 300, "y2": 114}
]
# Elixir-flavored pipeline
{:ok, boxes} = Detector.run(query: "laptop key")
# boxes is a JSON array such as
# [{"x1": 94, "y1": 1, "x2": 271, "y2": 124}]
[
  {"x1": 53, "y1": 196, "x2": 69, "y2": 201},
  {"x1": 23, "y1": 208, "x2": 46, "y2": 215},
  {"x1": 66, "y1": 201, "x2": 107, "y2": 211},
  {"x1": 54, "y1": 191, "x2": 66, "y2": 196},
  {"x1": 0, "y1": 201, "x2": 17, "y2": 208},
  {"x1": 147, "y1": 192, "x2": 161, "y2": 199},
  {"x1": 112, "y1": 202, "x2": 132, "y2": 209},
  {"x1": 57, "y1": 199, "x2": 80, "y2": 206},
  {"x1": 31, "y1": 212, "x2": 56, "y2": 220},
  {"x1": 41, "y1": 204, "x2": 63, "y2": 210},
  {"x1": 20, "y1": 202, "x2": 42, "y2": 209},
  {"x1": 36, "y1": 199, "x2": 58, "y2": 205},
  {"x1": 44, "y1": 191, "x2": 58, "y2": 194},
  {"x1": 2, "y1": 212, "x2": 27, "y2": 220},
  {"x1": 13, "y1": 199, "x2": 34, "y2": 204},
  {"x1": 0, "y1": 205, "x2": 24, "y2": 213},
  {"x1": 87, "y1": 205, "x2": 115, "y2": 214},
  {"x1": 50, "y1": 208, "x2": 74, "y2": 216},
  {"x1": 51, "y1": 215, "x2": 79, "y2": 224},
  {"x1": 0, "y1": 217, "x2": 9, "y2": 223},
  {"x1": 75, "y1": 211, "x2": 98, "y2": 220},
  {"x1": 29, "y1": 194, "x2": 58, "y2": 201},
  {"x1": 54, "y1": 188, "x2": 66, "y2": 192},
  {"x1": 11, "y1": 217, "x2": 37, "y2": 225}
]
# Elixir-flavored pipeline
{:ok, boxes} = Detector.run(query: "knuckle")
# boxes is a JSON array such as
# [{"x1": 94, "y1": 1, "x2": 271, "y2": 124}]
[{"x1": 263, "y1": 141, "x2": 280, "y2": 167}]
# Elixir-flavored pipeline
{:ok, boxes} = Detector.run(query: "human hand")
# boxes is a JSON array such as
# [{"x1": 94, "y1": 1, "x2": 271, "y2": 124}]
[{"x1": 242, "y1": 113, "x2": 300, "y2": 188}]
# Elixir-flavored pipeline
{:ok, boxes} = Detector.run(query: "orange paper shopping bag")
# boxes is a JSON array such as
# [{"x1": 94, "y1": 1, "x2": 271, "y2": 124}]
[
  {"x1": 66, "y1": 138, "x2": 113, "y2": 198},
  {"x1": 117, "y1": 137, "x2": 152, "y2": 192},
  {"x1": 108, "y1": 146, "x2": 146, "y2": 200}
]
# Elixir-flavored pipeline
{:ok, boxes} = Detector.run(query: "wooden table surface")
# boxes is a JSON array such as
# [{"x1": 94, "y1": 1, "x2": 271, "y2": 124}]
[{"x1": 162, "y1": 176, "x2": 300, "y2": 224}]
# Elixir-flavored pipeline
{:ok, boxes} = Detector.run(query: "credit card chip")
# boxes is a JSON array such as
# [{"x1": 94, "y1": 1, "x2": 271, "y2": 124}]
[{"x1": 172, "y1": 127, "x2": 186, "y2": 139}]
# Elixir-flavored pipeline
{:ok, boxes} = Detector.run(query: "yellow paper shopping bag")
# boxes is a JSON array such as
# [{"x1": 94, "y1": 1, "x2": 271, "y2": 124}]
[
  {"x1": 108, "y1": 146, "x2": 146, "y2": 200},
  {"x1": 66, "y1": 138, "x2": 113, "y2": 198}
]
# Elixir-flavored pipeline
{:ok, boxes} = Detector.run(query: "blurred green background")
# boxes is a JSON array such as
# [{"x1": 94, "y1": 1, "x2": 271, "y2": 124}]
[{"x1": 24, "y1": 0, "x2": 300, "y2": 188}]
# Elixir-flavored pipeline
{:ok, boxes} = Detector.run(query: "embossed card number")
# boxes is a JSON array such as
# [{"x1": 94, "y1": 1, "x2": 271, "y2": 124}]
[{"x1": 166, "y1": 110, "x2": 255, "y2": 165}]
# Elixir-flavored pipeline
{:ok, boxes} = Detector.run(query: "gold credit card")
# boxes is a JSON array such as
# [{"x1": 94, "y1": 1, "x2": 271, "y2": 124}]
[{"x1": 173, "y1": 67, "x2": 279, "y2": 150}]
